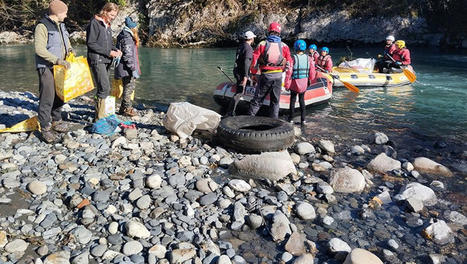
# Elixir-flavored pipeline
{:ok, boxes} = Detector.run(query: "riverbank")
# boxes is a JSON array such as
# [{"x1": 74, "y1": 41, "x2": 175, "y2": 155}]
[{"x1": 0, "y1": 90, "x2": 466, "y2": 264}]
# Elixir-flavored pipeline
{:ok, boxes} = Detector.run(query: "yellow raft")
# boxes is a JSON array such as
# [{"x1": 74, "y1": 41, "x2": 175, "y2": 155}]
[{"x1": 331, "y1": 66, "x2": 416, "y2": 87}]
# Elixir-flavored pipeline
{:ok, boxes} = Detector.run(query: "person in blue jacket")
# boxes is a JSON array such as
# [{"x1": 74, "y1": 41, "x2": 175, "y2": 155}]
[{"x1": 114, "y1": 17, "x2": 141, "y2": 117}]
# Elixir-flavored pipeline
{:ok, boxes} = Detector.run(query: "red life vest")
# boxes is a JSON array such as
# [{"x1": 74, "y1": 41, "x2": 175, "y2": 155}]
[
  {"x1": 259, "y1": 41, "x2": 285, "y2": 67},
  {"x1": 393, "y1": 48, "x2": 411, "y2": 65},
  {"x1": 317, "y1": 54, "x2": 332, "y2": 72}
]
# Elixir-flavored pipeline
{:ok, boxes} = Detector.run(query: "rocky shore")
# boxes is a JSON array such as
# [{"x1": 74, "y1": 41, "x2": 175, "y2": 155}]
[{"x1": 0, "y1": 90, "x2": 466, "y2": 264}]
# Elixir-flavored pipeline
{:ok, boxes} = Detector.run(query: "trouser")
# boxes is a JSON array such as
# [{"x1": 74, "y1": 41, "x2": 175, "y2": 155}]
[
  {"x1": 121, "y1": 76, "x2": 136, "y2": 110},
  {"x1": 289, "y1": 91, "x2": 305, "y2": 122},
  {"x1": 247, "y1": 72, "x2": 282, "y2": 118},
  {"x1": 226, "y1": 76, "x2": 245, "y2": 116},
  {"x1": 90, "y1": 63, "x2": 111, "y2": 99},
  {"x1": 376, "y1": 60, "x2": 392, "y2": 73},
  {"x1": 37, "y1": 67, "x2": 63, "y2": 128}
]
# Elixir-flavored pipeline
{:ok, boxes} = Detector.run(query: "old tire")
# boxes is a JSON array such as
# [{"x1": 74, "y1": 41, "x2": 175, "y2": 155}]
[{"x1": 216, "y1": 115, "x2": 295, "y2": 153}]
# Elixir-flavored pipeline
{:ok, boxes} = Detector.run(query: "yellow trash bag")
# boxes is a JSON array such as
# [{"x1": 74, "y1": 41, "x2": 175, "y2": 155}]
[
  {"x1": 54, "y1": 53, "x2": 95, "y2": 102},
  {"x1": 111, "y1": 78, "x2": 135, "y2": 100},
  {"x1": 0, "y1": 116, "x2": 39, "y2": 133}
]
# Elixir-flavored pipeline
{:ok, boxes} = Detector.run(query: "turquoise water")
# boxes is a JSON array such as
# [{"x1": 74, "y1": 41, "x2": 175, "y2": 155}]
[{"x1": 0, "y1": 45, "x2": 466, "y2": 141}]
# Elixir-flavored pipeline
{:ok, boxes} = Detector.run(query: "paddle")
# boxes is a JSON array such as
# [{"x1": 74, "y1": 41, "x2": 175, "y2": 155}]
[
  {"x1": 217, "y1": 66, "x2": 244, "y2": 115},
  {"x1": 386, "y1": 54, "x2": 416, "y2": 83},
  {"x1": 316, "y1": 65, "x2": 360, "y2": 93}
]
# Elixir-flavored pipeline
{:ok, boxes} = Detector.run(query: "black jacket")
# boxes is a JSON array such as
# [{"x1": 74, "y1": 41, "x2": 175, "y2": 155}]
[
  {"x1": 114, "y1": 29, "x2": 138, "y2": 79},
  {"x1": 86, "y1": 17, "x2": 115, "y2": 64},
  {"x1": 233, "y1": 41, "x2": 253, "y2": 81}
]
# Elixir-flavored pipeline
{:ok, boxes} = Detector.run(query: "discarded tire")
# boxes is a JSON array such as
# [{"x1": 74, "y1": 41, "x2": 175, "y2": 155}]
[{"x1": 216, "y1": 115, "x2": 295, "y2": 153}]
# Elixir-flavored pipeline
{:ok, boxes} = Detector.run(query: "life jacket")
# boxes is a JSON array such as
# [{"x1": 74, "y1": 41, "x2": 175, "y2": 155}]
[
  {"x1": 35, "y1": 16, "x2": 71, "y2": 69},
  {"x1": 310, "y1": 50, "x2": 319, "y2": 62},
  {"x1": 292, "y1": 54, "x2": 309, "y2": 79},
  {"x1": 384, "y1": 44, "x2": 396, "y2": 59},
  {"x1": 393, "y1": 48, "x2": 411, "y2": 65},
  {"x1": 258, "y1": 41, "x2": 285, "y2": 67},
  {"x1": 317, "y1": 55, "x2": 331, "y2": 69}
]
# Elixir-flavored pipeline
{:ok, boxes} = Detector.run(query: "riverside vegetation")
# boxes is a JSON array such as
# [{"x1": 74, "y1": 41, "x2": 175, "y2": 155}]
[{"x1": 0, "y1": 91, "x2": 465, "y2": 263}]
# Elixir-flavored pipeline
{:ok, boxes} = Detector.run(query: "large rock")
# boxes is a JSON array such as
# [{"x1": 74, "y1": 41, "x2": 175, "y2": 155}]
[
  {"x1": 367, "y1": 153, "x2": 401, "y2": 173},
  {"x1": 343, "y1": 248, "x2": 383, "y2": 264},
  {"x1": 4, "y1": 239, "x2": 29, "y2": 253},
  {"x1": 318, "y1": 139, "x2": 335, "y2": 154},
  {"x1": 284, "y1": 232, "x2": 306, "y2": 256},
  {"x1": 329, "y1": 167, "x2": 366, "y2": 193},
  {"x1": 270, "y1": 210, "x2": 292, "y2": 242},
  {"x1": 295, "y1": 202, "x2": 316, "y2": 220},
  {"x1": 423, "y1": 220, "x2": 454, "y2": 245},
  {"x1": 230, "y1": 151, "x2": 296, "y2": 181},
  {"x1": 44, "y1": 251, "x2": 71, "y2": 264},
  {"x1": 328, "y1": 238, "x2": 352, "y2": 254},
  {"x1": 295, "y1": 142, "x2": 315, "y2": 155},
  {"x1": 413, "y1": 157, "x2": 453, "y2": 177},
  {"x1": 397, "y1": 182, "x2": 437, "y2": 206}
]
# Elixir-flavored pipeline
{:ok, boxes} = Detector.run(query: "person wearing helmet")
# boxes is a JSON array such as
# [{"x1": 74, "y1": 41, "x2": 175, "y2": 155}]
[
  {"x1": 376, "y1": 35, "x2": 397, "y2": 73},
  {"x1": 316, "y1": 47, "x2": 333, "y2": 73},
  {"x1": 227, "y1": 30, "x2": 256, "y2": 116},
  {"x1": 248, "y1": 22, "x2": 293, "y2": 119},
  {"x1": 308, "y1": 44, "x2": 319, "y2": 63},
  {"x1": 391, "y1": 40, "x2": 411, "y2": 69},
  {"x1": 288, "y1": 39, "x2": 316, "y2": 126}
]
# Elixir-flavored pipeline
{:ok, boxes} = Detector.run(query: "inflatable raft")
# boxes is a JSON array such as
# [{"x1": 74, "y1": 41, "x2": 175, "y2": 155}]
[
  {"x1": 331, "y1": 65, "x2": 416, "y2": 87},
  {"x1": 213, "y1": 72, "x2": 333, "y2": 110}
]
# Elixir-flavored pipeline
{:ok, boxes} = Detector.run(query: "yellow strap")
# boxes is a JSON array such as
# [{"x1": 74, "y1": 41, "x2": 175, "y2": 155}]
[{"x1": 262, "y1": 69, "x2": 283, "y2": 74}]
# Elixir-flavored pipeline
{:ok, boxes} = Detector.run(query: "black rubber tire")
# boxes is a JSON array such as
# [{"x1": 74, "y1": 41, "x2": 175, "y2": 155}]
[{"x1": 216, "y1": 115, "x2": 295, "y2": 153}]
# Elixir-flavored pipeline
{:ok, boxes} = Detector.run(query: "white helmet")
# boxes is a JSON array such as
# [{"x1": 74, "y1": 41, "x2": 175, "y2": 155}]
[
  {"x1": 386, "y1": 35, "x2": 395, "y2": 42},
  {"x1": 244, "y1": 31, "x2": 256, "y2": 40}
]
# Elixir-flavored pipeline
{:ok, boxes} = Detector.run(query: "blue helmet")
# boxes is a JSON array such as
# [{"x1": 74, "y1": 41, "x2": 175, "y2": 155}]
[
  {"x1": 321, "y1": 47, "x2": 329, "y2": 53},
  {"x1": 293, "y1": 40, "x2": 307, "y2": 51},
  {"x1": 309, "y1": 44, "x2": 317, "y2": 51}
]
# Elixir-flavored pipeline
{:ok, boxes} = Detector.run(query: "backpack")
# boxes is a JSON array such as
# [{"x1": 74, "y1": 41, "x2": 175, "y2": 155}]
[{"x1": 259, "y1": 41, "x2": 286, "y2": 67}]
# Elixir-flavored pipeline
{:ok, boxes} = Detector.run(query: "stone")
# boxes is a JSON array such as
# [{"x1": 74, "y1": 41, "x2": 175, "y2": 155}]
[
  {"x1": 329, "y1": 167, "x2": 366, "y2": 193},
  {"x1": 111, "y1": 136, "x2": 127, "y2": 148},
  {"x1": 402, "y1": 161, "x2": 414, "y2": 172},
  {"x1": 413, "y1": 157, "x2": 453, "y2": 177},
  {"x1": 447, "y1": 211, "x2": 467, "y2": 225},
  {"x1": 170, "y1": 248, "x2": 196, "y2": 263},
  {"x1": 123, "y1": 241, "x2": 143, "y2": 256},
  {"x1": 126, "y1": 220, "x2": 150, "y2": 238},
  {"x1": 246, "y1": 214, "x2": 263, "y2": 229},
  {"x1": 406, "y1": 197, "x2": 424, "y2": 212},
  {"x1": 148, "y1": 244, "x2": 167, "y2": 258},
  {"x1": 367, "y1": 153, "x2": 401, "y2": 173},
  {"x1": 199, "y1": 192, "x2": 218, "y2": 206},
  {"x1": 196, "y1": 179, "x2": 212, "y2": 193},
  {"x1": 270, "y1": 210, "x2": 291, "y2": 242},
  {"x1": 73, "y1": 226, "x2": 92, "y2": 244},
  {"x1": 351, "y1": 145, "x2": 365, "y2": 155},
  {"x1": 0, "y1": 230, "x2": 7, "y2": 248},
  {"x1": 284, "y1": 232, "x2": 306, "y2": 256},
  {"x1": 27, "y1": 180, "x2": 47, "y2": 195},
  {"x1": 295, "y1": 202, "x2": 316, "y2": 220},
  {"x1": 102, "y1": 250, "x2": 123, "y2": 260},
  {"x1": 91, "y1": 244, "x2": 107, "y2": 257},
  {"x1": 429, "y1": 254, "x2": 446, "y2": 264},
  {"x1": 328, "y1": 238, "x2": 351, "y2": 253},
  {"x1": 230, "y1": 151, "x2": 296, "y2": 181},
  {"x1": 44, "y1": 251, "x2": 70, "y2": 264},
  {"x1": 293, "y1": 254, "x2": 314, "y2": 264},
  {"x1": 317, "y1": 181, "x2": 334, "y2": 194},
  {"x1": 228, "y1": 179, "x2": 251, "y2": 192},
  {"x1": 108, "y1": 222, "x2": 118, "y2": 234},
  {"x1": 295, "y1": 142, "x2": 315, "y2": 155},
  {"x1": 5, "y1": 239, "x2": 29, "y2": 253},
  {"x1": 146, "y1": 174, "x2": 162, "y2": 189},
  {"x1": 318, "y1": 139, "x2": 335, "y2": 154},
  {"x1": 136, "y1": 195, "x2": 152, "y2": 210},
  {"x1": 219, "y1": 157, "x2": 234, "y2": 168},
  {"x1": 343, "y1": 248, "x2": 383, "y2": 264},
  {"x1": 387, "y1": 239, "x2": 399, "y2": 250},
  {"x1": 71, "y1": 252, "x2": 89, "y2": 264},
  {"x1": 423, "y1": 220, "x2": 453, "y2": 245},
  {"x1": 217, "y1": 255, "x2": 232, "y2": 264},
  {"x1": 322, "y1": 216, "x2": 334, "y2": 226},
  {"x1": 374, "y1": 132, "x2": 389, "y2": 144},
  {"x1": 397, "y1": 182, "x2": 437, "y2": 206},
  {"x1": 290, "y1": 153, "x2": 301, "y2": 164}
]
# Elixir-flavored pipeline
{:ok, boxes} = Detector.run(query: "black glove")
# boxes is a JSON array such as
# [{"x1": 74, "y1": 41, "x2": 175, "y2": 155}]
[{"x1": 56, "y1": 59, "x2": 70, "y2": 69}]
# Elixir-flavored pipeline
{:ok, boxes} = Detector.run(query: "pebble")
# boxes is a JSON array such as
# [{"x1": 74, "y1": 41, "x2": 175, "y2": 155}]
[
  {"x1": 126, "y1": 220, "x2": 150, "y2": 238},
  {"x1": 146, "y1": 174, "x2": 162, "y2": 189},
  {"x1": 148, "y1": 244, "x2": 167, "y2": 258},
  {"x1": 374, "y1": 132, "x2": 389, "y2": 144},
  {"x1": 123, "y1": 240, "x2": 144, "y2": 255},
  {"x1": 295, "y1": 142, "x2": 315, "y2": 155},
  {"x1": 27, "y1": 180, "x2": 47, "y2": 195},
  {"x1": 228, "y1": 179, "x2": 251, "y2": 192},
  {"x1": 295, "y1": 202, "x2": 316, "y2": 220},
  {"x1": 5, "y1": 239, "x2": 29, "y2": 253}
]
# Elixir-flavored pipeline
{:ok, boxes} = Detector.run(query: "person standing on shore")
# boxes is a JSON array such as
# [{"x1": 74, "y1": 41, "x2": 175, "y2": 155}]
[
  {"x1": 248, "y1": 22, "x2": 293, "y2": 119},
  {"x1": 226, "y1": 30, "x2": 255, "y2": 116},
  {"x1": 114, "y1": 17, "x2": 141, "y2": 117},
  {"x1": 316, "y1": 47, "x2": 333, "y2": 73},
  {"x1": 34, "y1": 0, "x2": 73, "y2": 143},
  {"x1": 86, "y1": 2, "x2": 121, "y2": 120},
  {"x1": 288, "y1": 40, "x2": 316, "y2": 126}
]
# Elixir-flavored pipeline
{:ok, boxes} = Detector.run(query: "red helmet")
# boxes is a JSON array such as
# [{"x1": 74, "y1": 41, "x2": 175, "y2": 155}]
[{"x1": 268, "y1": 22, "x2": 281, "y2": 33}]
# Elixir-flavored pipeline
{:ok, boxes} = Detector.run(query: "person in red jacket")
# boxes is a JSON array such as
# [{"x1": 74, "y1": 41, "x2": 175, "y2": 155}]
[
  {"x1": 316, "y1": 47, "x2": 333, "y2": 73},
  {"x1": 287, "y1": 40, "x2": 316, "y2": 126},
  {"x1": 308, "y1": 44, "x2": 319, "y2": 64},
  {"x1": 392, "y1": 40, "x2": 411, "y2": 69},
  {"x1": 248, "y1": 22, "x2": 293, "y2": 119}
]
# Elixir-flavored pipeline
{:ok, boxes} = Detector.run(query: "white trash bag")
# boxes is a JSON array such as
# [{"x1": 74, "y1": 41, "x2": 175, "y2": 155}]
[
  {"x1": 338, "y1": 58, "x2": 376, "y2": 73},
  {"x1": 163, "y1": 102, "x2": 221, "y2": 139}
]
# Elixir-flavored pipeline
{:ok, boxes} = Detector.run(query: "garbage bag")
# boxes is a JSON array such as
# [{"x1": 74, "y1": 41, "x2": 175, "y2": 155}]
[
  {"x1": 110, "y1": 78, "x2": 134, "y2": 100},
  {"x1": 54, "y1": 53, "x2": 95, "y2": 102},
  {"x1": 0, "y1": 116, "x2": 39, "y2": 133},
  {"x1": 91, "y1": 114, "x2": 120, "y2": 135},
  {"x1": 338, "y1": 58, "x2": 376, "y2": 73},
  {"x1": 97, "y1": 96, "x2": 116, "y2": 119},
  {"x1": 163, "y1": 102, "x2": 221, "y2": 139}
]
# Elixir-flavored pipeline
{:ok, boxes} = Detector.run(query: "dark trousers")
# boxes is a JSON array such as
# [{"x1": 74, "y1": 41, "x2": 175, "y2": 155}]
[
  {"x1": 90, "y1": 63, "x2": 111, "y2": 99},
  {"x1": 121, "y1": 76, "x2": 136, "y2": 109},
  {"x1": 289, "y1": 91, "x2": 305, "y2": 122},
  {"x1": 37, "y1": 67, "x2": 63, "y2": 128},
  {"x1": 226, "y1": 76, "x2": 245, "y2": 116},
  {"x1": 376, "y1": 60, "x2": 392, "y2": 73},
  {"x1": 247, "y1": 73, "x2": 282, "y2": 118}
]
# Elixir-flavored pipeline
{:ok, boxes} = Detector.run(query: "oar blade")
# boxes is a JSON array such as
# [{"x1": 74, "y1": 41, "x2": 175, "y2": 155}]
[
  {"x1": 342, "y1": 81, "x2": 360, "y2": 93},
  {"x1": 403, "y1": 69, "x2": 416, "y2": 83}
]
